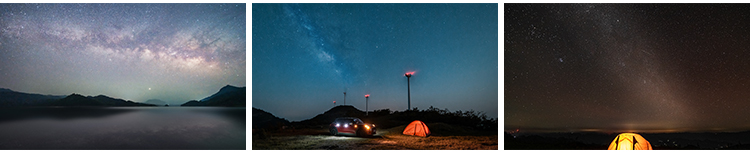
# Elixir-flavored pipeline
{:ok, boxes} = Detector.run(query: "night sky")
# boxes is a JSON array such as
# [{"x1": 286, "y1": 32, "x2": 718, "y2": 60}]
[
  {"x1": 0, "y1": 4, "x2": 246, "y2": 105},
  {"x1": 252, "y1": 4, "x2": 498, "y2": 121},
  {"x1": 506, "y1": 4, "x2": 750, "y2": 132}
]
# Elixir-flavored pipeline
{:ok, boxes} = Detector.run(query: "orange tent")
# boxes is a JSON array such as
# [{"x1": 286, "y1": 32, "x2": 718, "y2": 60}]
[
  {"x1": 608, "y1": 133, "x2": 652, "y2": 150},
  {"x1": 403, "y1": 120, "x2": 430, "y2": 137}
]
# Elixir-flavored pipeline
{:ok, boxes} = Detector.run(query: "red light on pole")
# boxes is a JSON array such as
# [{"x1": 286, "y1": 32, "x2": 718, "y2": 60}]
[
  {"x1": 365, "y1": 94, "x2": 370, "y2": 116},
  {"x1": 405, "y1": 71, "x2": 415, "y2": 76},
  {"x1": 405, "y1": 72, "x2": 413, "y2": 110},
  {"x1": 333, "y1": 101, "x2": 336, "y2": 106}
]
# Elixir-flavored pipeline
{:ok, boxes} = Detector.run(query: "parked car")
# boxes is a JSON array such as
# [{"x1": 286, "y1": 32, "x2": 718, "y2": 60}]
[{"x1": 329, "y1": 117, "x2": 376, "y2": 137}]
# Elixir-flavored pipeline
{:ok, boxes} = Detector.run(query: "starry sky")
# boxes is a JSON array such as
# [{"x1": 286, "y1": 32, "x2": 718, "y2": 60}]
[
  {"x1": 252, "y1": 4, "x2": 498, "y2": 121},
  {"x1": 506, "y1": 4, "x2": 750, "y2": 133},
  {"x1": 0, "y1": 4, "x2": 246, "y2": 105}
]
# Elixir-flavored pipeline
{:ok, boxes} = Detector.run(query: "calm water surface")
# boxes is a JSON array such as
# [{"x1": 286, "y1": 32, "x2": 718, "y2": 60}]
[{"x1": 0, "y1": 107, "x2": 245, "y2": 150}]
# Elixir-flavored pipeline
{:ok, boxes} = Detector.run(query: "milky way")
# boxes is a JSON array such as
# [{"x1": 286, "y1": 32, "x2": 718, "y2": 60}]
[
  {"x1": 506, "y1": 4, "x2": 750, "y2": 132},
  {"x1": 0, "y1": 4, "x2": 246, "y2": 104},
  {"x1": 283, "y1": 4, "x2": 351, "y2": 85},
  {"x1": 254, "y1": 4, "x2": 498, "y2": 121}
]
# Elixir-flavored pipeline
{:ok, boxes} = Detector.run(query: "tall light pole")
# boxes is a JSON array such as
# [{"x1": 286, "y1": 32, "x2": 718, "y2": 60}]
[
  {"x1": 365, "y1": 94, "x2": 370, "y2": 116},
  {"x1": 343, "y1": 92, "x2": 346, "y2": 105},
  {"x1": 405, "y1": 72, "x2": 414, "y2": 110}
]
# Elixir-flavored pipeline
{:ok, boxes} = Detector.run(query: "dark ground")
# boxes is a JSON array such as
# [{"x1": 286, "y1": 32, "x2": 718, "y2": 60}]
[
  {"x1": 252, "y1": 124, "x2": 497, "y2": 150},
  {"x1": 505, "y1": 131, "x2": 750, "y2": 150},
  {"x1": 252, "y1": 106, "x2": 498, "y2": 149}
]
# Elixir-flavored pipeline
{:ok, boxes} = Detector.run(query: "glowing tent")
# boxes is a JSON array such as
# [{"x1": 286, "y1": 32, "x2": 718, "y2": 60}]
[
  {"x1": 608, "y1": 133, "x2": 652, "y2": 150},
  {"x1": 402, "y1": 120, "x2": 430, "y2": 137}
]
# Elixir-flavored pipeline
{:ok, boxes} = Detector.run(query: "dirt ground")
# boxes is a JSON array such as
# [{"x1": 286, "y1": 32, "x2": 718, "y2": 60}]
[{"x1": 252, "y1": 127, "x2": 498, "y2": 150}]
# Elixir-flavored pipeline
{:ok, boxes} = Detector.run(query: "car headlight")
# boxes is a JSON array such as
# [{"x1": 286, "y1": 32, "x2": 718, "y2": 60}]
[
  {"x1": 336, "y1": 123, "x2": 340, "y2": 127},
  {"x1": 354, "y1": 125, "x2": 358, "y2": 128},
  {"x1": 344, "y1": 124, "x2": 348, "y2": 128},
  {"x1": 365, "y1": 125, "x2": 370, "y2": 129}
]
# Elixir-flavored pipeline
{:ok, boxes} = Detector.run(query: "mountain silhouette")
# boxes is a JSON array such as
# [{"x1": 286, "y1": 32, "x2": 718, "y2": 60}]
[
  {"x1": 49, "y1": 94, "x2": 104, "y2": 106},
  {"x1": 0, "y1": 88, "x2": 66, "y2": 107},
  {"x1": 293, "y1": 105, "x2": 366, "y2": 126},
  {"x1": 201, "y1": 85, "x2": 242, "y2": 101},
  {"x1": 144, "y1": 99, "x2": 167, "y2": 105},
  {"x1": 0, "y1": 86, "x2": 250, "y2": 107},
  {"x1": 47, "y1": 94, "x2": 155, "y2": 107},
  {"x1": 181, "y1": 85, "x2": 245, "y2": 107},
  {"x1": 181, "y1": 100, "x2": 201, "y2": 106},
  {"x1": 89, "y1": 95, "x2": 155, "y2": 106},
  {"x1": 252, "y1": 107, "x2": 290, "y2": 129}
]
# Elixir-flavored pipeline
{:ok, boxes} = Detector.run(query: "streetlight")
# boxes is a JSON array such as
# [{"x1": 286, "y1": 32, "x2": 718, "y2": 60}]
[
  {"x1": 405, "y1": 71, "x2": 414, "y2": 110},
  {"x1": 365, "y1": 94, "x2": 370, "y2": 116}
]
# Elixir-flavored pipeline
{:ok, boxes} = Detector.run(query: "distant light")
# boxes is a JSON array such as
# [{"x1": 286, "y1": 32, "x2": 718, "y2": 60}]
[{"x1": 365, "y1": 94, "x2": 369, "y2": 98}]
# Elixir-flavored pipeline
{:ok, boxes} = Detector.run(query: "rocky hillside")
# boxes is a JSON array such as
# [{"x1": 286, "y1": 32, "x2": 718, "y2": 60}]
[
  {"x1": 291, "y1": 105, "x2": 365, "y2": 127},
  {"x1": 253, "y1": 107, "x2": 290, "y2": 130}
]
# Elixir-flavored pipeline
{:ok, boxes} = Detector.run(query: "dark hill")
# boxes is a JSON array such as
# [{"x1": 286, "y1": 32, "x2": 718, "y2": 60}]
[
  {"x1": 202, "y1": 85, "x2": 245, "y2": 107},
  {"x1": 47, "y1": 94, "x2": 155, "y2": 107},
  {"x1": 50, "y1": 94, "x2": 103, "y2": 106},
  {"x1": 144, "y1": 99, "x2": 167, "y2": 105},
  {"x1": 181, "y1": 85, "x2": 245, "y2": 107},
  {"x1": 0, "y1": 88, "x2": 65, "y2": 107},
  {"x1": 292, "y1": 105, "x2": 365, "y2": 128},
  {"x1": 90, "y1": 95, "x2": 155, "y2": 106},
  {"x1": 181, "y1": 100, "x2": 201, "y2": 106},
  {"x1": 252, "y1": 107, "x2": 290, "y2": 130},
  {"x1": 0, "y1": 88, "x2": 157, "y2": 107},
  {"x1": 202, "y1": 85, "x2": 241, "y2": 101}
]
